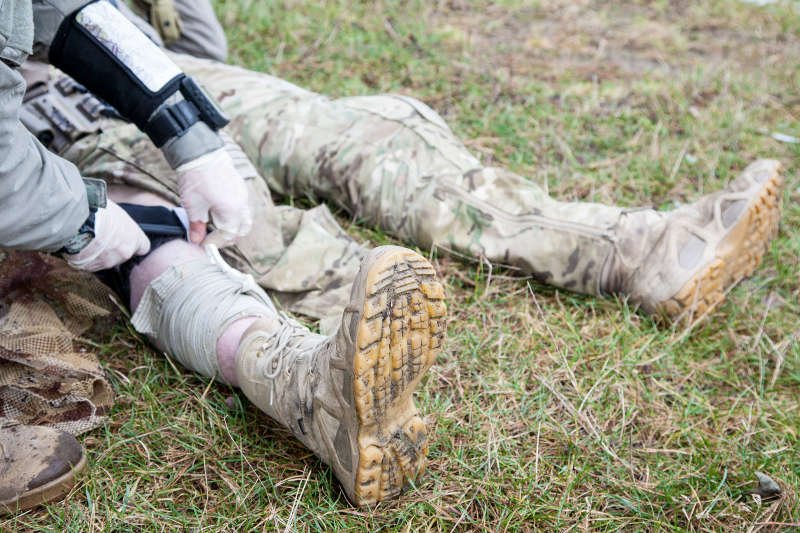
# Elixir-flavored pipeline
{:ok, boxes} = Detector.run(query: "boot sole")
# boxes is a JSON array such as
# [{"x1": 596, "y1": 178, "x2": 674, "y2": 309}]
[
  {"x1": 349, "y1": 247, "x2": 446, "y2": 506},
  {"x1": 0, "y1": 452, "x2": 86, "y2": 514},
  {"x1": 659, "y1": 163, "x2": 783, "y2": 323}
]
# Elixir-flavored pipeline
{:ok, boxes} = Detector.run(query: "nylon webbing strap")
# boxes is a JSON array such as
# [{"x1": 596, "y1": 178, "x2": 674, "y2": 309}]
[{"x1": 147, "y1": 99, "x2": 201, "y2": 147}]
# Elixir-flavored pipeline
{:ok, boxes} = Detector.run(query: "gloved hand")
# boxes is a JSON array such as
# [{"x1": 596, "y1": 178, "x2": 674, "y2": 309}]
[
  {"x1": 175, "y1": 148, "x2": 252, "y2": 246},
  {"x1": 67, "y1": 200, "x2": 151, "y2": 272}
]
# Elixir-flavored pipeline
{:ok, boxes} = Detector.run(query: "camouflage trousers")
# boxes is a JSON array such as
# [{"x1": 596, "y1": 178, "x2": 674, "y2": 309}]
[{"x1": 64, "y1": 54, "x2": 630, "y2": 320}]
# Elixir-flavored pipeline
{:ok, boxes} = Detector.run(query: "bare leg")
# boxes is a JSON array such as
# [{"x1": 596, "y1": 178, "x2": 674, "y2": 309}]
[
  {"x1": 110, "y1": 185, "x2": 264, "y2": 387},
  {"x1": 128, "y1": 240, "x2": 259, "y2": 387}
]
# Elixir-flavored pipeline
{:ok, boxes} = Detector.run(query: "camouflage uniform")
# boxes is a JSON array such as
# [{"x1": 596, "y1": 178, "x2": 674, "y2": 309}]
[
  {"x1": 175, "y1": 56, "x2": 625, "y2": 297},
  {"x1": 22, "y1": 2, "x2": 784, "y2": 327},
  {"x1": 58, "y1": 53, "x2": 623, "y2": 323}
]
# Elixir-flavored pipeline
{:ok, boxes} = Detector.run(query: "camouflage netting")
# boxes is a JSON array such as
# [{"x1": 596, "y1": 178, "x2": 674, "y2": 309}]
[{"x1": 0, "y1": 251, "x2": 116, "y2": 436}]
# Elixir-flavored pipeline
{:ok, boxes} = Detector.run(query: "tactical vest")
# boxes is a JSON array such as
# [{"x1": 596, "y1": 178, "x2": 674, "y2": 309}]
[{"x1": 20, "y1": 63, "x2": 114, "y2": 153}]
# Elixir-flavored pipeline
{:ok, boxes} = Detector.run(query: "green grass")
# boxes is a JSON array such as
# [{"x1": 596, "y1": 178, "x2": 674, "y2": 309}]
[{"x1": 7, "y1": 0, "x2": 800, "y2": 530}]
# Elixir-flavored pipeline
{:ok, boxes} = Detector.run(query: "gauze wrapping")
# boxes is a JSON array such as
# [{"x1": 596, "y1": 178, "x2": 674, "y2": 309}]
[{"x1": 131, "y1": 245, "x2": 274, "y2": 382}]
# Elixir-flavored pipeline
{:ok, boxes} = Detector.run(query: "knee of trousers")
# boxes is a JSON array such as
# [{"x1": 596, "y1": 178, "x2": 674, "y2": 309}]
[{"x1": 130, "y1": 246, "x2": 275, "y2": 383}]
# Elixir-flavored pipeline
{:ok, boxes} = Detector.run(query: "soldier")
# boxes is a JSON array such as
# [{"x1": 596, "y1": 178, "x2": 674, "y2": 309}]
[
  {"x1": 0, "y1": 0, "x2": 247, "y2": 512},
  {"x1": 2, "y1": 0, "x2": 445, "y2": 512}
]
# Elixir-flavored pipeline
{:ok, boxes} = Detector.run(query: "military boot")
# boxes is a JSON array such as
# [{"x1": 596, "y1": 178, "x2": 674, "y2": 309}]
[
  {"x1": 235, "y1": 246, "x2": 447, "y2": 506},
  {"x1": 0, "y1": 424, "x2": 87, "y2": 514},
  {"x1": 601, "y1": 159, "x2": 783, "y2": 322}
]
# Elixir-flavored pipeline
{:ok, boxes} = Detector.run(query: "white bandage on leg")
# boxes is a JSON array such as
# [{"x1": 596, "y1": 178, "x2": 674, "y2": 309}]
[{"x1": 131, "y1": 245, "x2": 274, "y2": 382}]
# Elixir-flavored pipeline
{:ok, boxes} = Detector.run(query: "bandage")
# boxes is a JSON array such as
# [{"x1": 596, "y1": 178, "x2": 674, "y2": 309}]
[{"x1": 131, "y1": 245, "x2": 273, "y2": 382}]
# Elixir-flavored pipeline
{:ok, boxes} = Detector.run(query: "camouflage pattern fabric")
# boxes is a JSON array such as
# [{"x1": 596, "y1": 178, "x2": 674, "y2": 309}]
[
  {"x1": 173, "y1": 54, "x2": 627, "y2": 296},
  {"x1": 0, "y1": 252, "x2": 115, "y2": 435},
  {"x1": 59, "y1": 52, "x2": 634, "y2": 323},
  {"x1": 61, "y1": 117, "x2": 367, "y2": 322}
]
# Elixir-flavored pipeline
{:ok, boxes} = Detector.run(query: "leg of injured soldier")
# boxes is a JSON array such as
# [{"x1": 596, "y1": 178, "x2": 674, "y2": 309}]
[
  {"x1": 174, "y1": 55, "x2": 784, "y2": 323},
  {"x1": 125, "y1": 237, "x2": 447, "y2": 506},
  {"x1": 127, "y1": 239, "x2": 253, "y2": 386}
]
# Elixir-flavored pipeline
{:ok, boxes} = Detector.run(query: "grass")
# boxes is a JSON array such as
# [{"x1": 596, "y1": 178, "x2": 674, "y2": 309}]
[{"x1": 6, "y1": 0, "x2": 800, "y2": 530}]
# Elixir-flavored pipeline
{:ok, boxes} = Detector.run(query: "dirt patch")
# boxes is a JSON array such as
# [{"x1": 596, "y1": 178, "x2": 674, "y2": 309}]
[{"x1": 429, "y1": 1, "x2": 800, "y2": 82}]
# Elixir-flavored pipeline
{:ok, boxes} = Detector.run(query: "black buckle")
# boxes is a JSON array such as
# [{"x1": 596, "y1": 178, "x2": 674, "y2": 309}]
[
  {"x1": 179, "y1": 77, "x2": 229, "y2": 131},
  {"x1": 55, "y1": 76, "x2": 87, "y2": 96},
  {"x1": 147, "y1": 99, "x2": 201, "y2": 147}
]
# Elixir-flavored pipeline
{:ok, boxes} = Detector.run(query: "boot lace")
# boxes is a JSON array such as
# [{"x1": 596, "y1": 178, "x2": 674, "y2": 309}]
[{"x1": 254, "y1": 311, "x2": 326, "y2": 411}]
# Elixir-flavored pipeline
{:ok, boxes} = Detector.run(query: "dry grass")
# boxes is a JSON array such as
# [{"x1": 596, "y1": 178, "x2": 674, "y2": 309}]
[{"x1": 5, "y1": 0, "x2": 799, "y2": 531}]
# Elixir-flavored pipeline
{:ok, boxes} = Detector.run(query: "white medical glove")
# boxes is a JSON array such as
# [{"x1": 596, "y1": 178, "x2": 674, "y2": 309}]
[
  {"x1": 175, "y1": 148, "x2": 252, "y2": 247},
  {"x1": 67, "y1": 200, "x2": 151, "y2": 272}
]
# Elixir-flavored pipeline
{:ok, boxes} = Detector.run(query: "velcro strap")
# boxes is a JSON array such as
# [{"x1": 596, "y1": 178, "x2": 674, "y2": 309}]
[{"x1": 147, "y1": 99, "x2": 201, "y2": 147}]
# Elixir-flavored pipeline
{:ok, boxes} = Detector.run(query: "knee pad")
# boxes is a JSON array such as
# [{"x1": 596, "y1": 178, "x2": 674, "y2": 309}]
[{"x1": 130, "y1": 245, "x2": 274, "y2": 382}]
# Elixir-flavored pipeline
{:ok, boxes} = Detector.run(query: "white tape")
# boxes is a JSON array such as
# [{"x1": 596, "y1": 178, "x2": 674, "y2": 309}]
[
  {"x1": 131, "y1": 245, "x2": 274, "y2": 382},
  {"x1": 77, "y1": 1, "x2": 181, "y2": 92}
]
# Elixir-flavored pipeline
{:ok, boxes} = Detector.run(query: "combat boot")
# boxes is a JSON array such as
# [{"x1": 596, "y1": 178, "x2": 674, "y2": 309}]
[
  {"x1": 601, "y1": 159, "x2": 783, "y2": 322},
  {"x1": 235, "y1": 246, "x2": 447, "y2": 506},
  {"x1": 0, "y1": 424, "x2": 87, "y2": 514}
]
